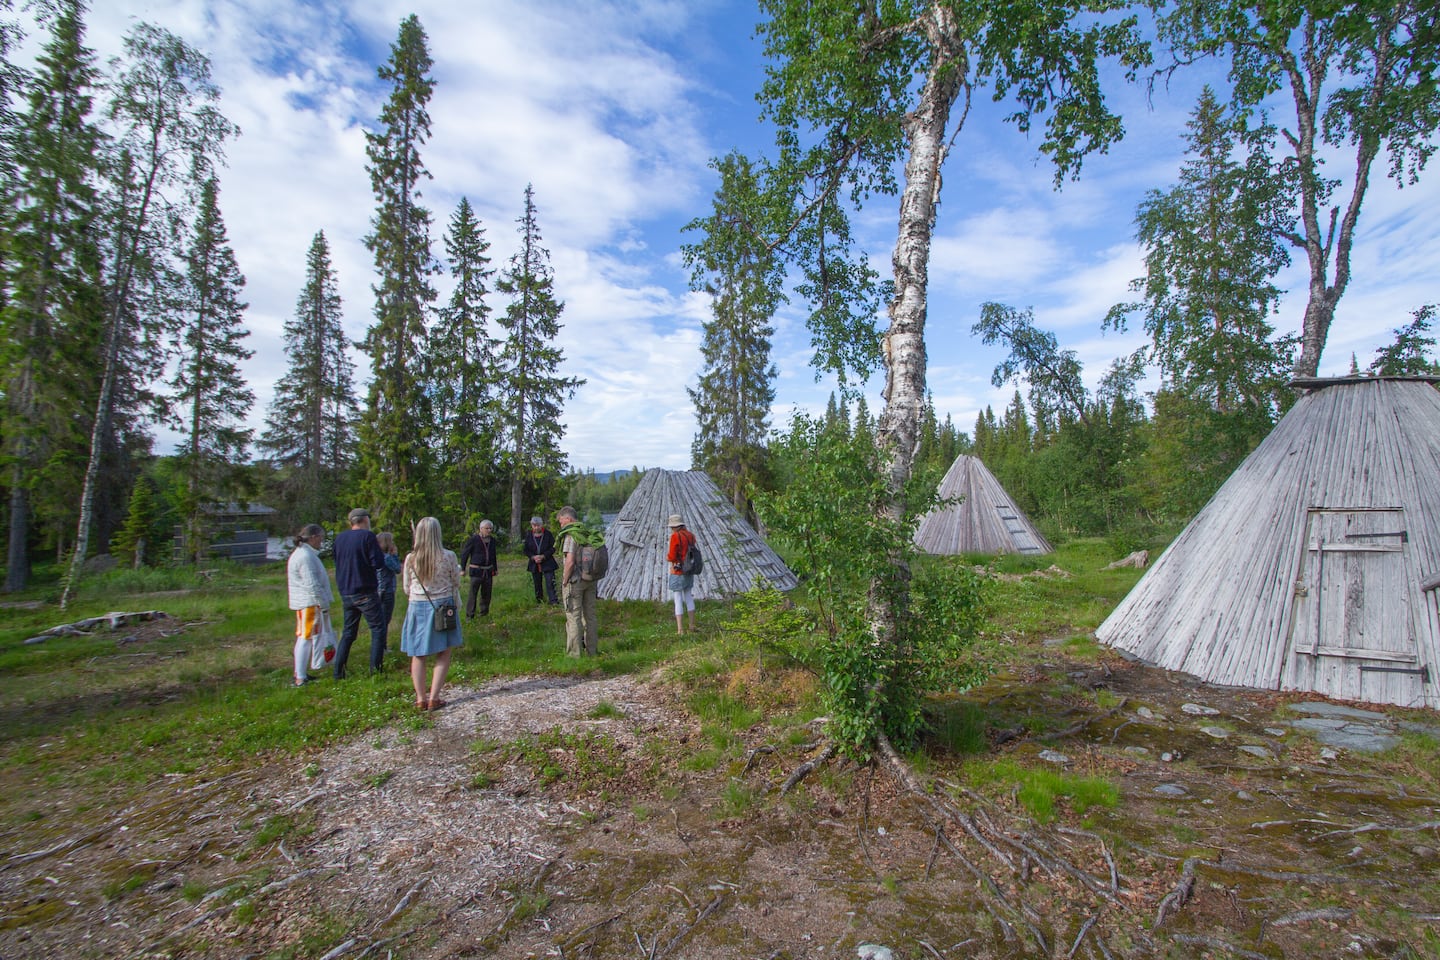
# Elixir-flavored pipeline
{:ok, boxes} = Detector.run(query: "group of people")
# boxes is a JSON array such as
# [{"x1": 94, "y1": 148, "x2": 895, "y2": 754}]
[{"x1": 285, "y1": 505, "x2": 704, "y2": 707}]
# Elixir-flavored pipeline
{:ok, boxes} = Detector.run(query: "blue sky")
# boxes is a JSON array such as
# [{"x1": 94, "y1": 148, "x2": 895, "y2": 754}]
[{"x1": 58, "y1": 0, "x2": 1440, "y2": 472}]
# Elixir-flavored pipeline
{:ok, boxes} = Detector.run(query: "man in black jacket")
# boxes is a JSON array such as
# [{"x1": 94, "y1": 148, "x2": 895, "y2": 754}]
[
  {"x1": 522, "y1": 515, "x2": 558, "y2": 605},
  {"x1": 332, "y1": 507, "x2": 388, "y2": 677},
  {"x1": 458, "y1": 519, "x2": 499, "y2": 618}
]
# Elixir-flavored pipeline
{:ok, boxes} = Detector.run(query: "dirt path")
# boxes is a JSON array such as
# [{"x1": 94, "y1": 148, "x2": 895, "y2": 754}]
[{"x1": 2, "y1": 661, "x2": 1439, "y2": 959}]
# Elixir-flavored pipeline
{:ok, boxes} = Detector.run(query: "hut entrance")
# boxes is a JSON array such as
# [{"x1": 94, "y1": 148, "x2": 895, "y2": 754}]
[{"x1": 1288, "y1": 507, "x2": 1426, "y2": 704}]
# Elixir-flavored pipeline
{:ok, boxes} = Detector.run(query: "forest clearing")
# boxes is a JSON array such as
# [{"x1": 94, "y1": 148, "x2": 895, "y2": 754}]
[{"x1": 1, "y1": 546, "x2": 1437, "y2": 960}]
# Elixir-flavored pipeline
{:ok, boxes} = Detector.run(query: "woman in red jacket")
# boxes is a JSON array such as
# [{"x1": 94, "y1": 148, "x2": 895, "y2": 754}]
[{"x1": 666, "y1": 514, "x2": 698, "y2": 635}]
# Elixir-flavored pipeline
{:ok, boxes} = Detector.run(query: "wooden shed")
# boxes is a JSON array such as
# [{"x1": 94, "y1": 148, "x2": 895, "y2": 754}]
[
  {"x1": 913, "y1": 455, "x2": 1051, "y2": 556},
  {"x1": 596, "y1": 469, "x2": 799, "y2": 602},
  {"x1": 1096, "y1": 376, "x2": 1440, "y2": 709}
]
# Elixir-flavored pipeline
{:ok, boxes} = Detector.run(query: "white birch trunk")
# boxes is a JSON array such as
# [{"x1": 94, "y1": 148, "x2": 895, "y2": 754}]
[{"x1": 870, "y1": 7, "x2": 965, "y2": 640}]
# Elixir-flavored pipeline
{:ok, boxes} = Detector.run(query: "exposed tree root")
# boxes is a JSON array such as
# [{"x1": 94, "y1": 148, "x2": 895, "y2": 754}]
[
  {"x1": 1153, "y1": 857, "x2": 1198, "y2": 929},
  {"x1": 779, "y1": 741, "x2": 837, "y2": 795}
]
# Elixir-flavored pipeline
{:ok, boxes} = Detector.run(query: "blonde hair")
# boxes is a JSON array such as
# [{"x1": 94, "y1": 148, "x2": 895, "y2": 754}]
[{"x1": 409, "y1": 517, "x2": 445, "y2": 583}]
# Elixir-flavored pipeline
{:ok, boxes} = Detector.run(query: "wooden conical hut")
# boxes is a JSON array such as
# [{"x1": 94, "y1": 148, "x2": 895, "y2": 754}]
[
  {"x1": 913, "y1": 455, "x2": 1051, "y2": 556},
  {"x1": 1096, "y1": 376, "x2": 1440, "y2": 709},
  {"x1": 596, "y1": 469, "x2": 798, "y2": 602}
]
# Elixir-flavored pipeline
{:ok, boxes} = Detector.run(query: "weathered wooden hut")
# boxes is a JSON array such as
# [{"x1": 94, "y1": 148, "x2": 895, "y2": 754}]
[
  {"x1": 1096, "y1": 376, "x2": 1440, "y2": 709},
  {"x1": 596, "y1": 469, "x2": 798, "y2": 602},
  {"x1": 913, "y1": 455, "x2": 1051, "y2": 556}
]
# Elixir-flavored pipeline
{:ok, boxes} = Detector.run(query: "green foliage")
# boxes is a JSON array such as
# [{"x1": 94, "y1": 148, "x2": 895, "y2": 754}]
[
  {"x1": 259, "y1": 230, "x2": 357, "y2": 531},
  {"x1": 682, "y1": 152, "x2": 782, "y2": 512},
  {"x1": 356, "y1": 13, "x2": 439, "y2": 531},
  {"x1": 109, "y1": 474, "x2": 171, "y2": 567},
  {"x1": 758, "y1": 412, "x2": 989, "y2": 755},
  {"x1": 1371, "y1": 304, "x2": 1440, "y2": 376},
  {"x1": 512, "y1": 728, "x2": 625, "y2": 788},
  {"x1": 495, "y1": 184, "x2": 583, "y2": 540}
]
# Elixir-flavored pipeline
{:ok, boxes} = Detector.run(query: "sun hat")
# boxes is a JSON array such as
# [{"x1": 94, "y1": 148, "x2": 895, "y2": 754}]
[{"x1": 667, "y1": 514, "x2": 684, "y2": 527}]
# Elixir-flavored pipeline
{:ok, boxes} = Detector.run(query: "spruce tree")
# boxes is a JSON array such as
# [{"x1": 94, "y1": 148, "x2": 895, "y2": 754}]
[
  {"x1": 260, "y1": 230, "x2": 355, "y2": 526},
  {"x1": 429, "y1": 196, "x2": 499, "y2": 529},
  {"x1": 170, "y1": 176, "x2": 253, "y2": 563},
  {"x1": 495, "y1": 184, "x2": 582, "y2": 540},
  {"x1": 356, "y1": 13, "x2": 438, "y2": 530},
  {"x1": 1, "y1": 0, "x2": 103, "y2": 590},
  {"x1": 681, "y1": 152, "x2": 781, "y2": 514}
]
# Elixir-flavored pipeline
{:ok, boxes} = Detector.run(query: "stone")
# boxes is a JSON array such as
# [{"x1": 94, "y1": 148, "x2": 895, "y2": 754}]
[
  {"x1": 1154, "y1": 783, "x2": 1188, "y2": 797},
  {"x1": 1136, "y1": 706, "x2": 1156, "y2": 720},
  {"x1": 1122, "y1": 746, "x2": 1150, "y2": 757},
  {"x1": 1264, "y1": 727, "x2": 1288, "y2": 737},
  {"x1": 1238, "y1": 745, "x2": 1273, "y2": 759},
  {"x1": 1182, "y1": 703, "x2": 1220, "y2": 716},
  {"x1": 1287, "y1": 718, "x2": 1400, "y2": 754},
  {"x1": 1285, "y1": 701, "x2": 1388, "y2": 723},
  {"x1": 858, "y1": 945, "x2": 894, "y2": 960},
  {"x1": 1411, "y1": 846, "x2": 1436, "y2": 859},
  {"x1": 1235, "y1": 790, "x2": 1256, "y2": 801},
  {"x1": 1200, "y1": 725, "x2": 1230, "y2": 739},
  {"x1": 1161, "y1": 751, "x2": 1178, "y2": 762},
  {"x1": 1038, "y1": 749, "x2": 1070, "y2": 764}
]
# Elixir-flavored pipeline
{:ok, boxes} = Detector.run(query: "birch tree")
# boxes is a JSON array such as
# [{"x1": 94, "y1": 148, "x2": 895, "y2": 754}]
[
  {"x1": 753, "y1": 0, "x2": 1148, "y2": 751},
  {"x1": 1159, "y1": 0, "x2": 1440, "y2": 377},
  {"x1": 61, "y1": 23, "x2": 234, "y2": 607}
]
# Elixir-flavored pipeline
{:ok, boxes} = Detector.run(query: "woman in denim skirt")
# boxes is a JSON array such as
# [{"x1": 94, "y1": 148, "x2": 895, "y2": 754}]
[{"x1": 401, "y1": 516, "x2": 463, "y2": 710}]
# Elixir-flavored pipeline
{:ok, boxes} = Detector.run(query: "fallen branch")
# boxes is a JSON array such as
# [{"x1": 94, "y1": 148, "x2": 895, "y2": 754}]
[
  {"x1": 24, "y1": 610, "x2": 171, "y2": 644},
  {"x1": 780, "y1": 742, "x2": 837, "y2": 795},
  {"x1": 1269, "y1": 907, "x2": 1354, "y2": 926},
  {"x1": 1041, "y1": 698, "x2": 1128, "y2": 742},
  {"x1": 1314, "y1": 820, "x2": 1440, "y2": 840},
  {"x1": 1168, "y1": 934, "x2": 1268, "y2": 959},
  {"x1": 382, "y1": 876, "x2": 429, "y2": 926},
  {"x1": 742, "y1": 744, "x2": 775, "y2": 774},
  {"x1": 652, "y1": 894, "x2": 724, "y2": 960},
  {"x1": 1067, "y1": 914, "x2": 1098, "y2": 959}
]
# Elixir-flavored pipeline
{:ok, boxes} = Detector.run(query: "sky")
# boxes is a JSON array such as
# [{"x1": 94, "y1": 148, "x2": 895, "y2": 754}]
[{"x1": 42, "y1": 0, "x2": 1440, "y2": 473}]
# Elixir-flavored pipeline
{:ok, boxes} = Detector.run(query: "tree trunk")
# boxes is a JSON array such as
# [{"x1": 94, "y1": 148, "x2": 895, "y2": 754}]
[
  {"x1": 870, "y1": 9, "x2": 965, "y2": 642},
  {"x1": 5, "y1": 477, "x2": 30, "y2": 593}
]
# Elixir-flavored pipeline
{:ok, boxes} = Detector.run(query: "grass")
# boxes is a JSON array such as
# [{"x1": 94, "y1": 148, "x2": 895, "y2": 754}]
[
  {"x1": 959, "y1": 757, "x2": 1120, "y2": 824},
  {"x1": 0, "y1": 554, "x2": 709, "y2": 822}
]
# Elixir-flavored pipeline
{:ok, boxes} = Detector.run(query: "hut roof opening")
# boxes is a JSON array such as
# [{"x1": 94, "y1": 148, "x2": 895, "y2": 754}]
[
  {"x1": 913, "y1": 455, "x2": 1051, "y2": 556},
  {"x1": 1096, "y1": 376, "x2": 1440, "y2": 710},
  {"x1": 597, "y1": 469, "x2": 798, "y2": 602}
]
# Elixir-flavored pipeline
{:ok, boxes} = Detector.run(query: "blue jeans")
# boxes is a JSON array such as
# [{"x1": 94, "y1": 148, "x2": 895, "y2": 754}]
[
  {"x1": 336, "y1": 590, "x2": 386, "y2": 677},
  {"x1": 379, "y1": 590, "x2": 396, "y2": 649}
]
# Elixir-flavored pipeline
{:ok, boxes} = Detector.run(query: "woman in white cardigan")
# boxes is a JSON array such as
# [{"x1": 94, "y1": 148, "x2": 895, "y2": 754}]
[
  {"x1": 401, "y1": 516, "x2": 464, "y2": 711},
  {"x1": 286, "y1": 524, "x2": 333, "y2": 686}
]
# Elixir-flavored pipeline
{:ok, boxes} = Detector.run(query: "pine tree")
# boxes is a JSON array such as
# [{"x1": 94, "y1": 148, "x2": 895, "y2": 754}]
[
  {"x1": 495, "y1": 184, "x2": 582, "y2": 540},
  {"x1": 170, "y1": 176, "x2": 253, "y2": 563},
  {"x1": 109, "y1": 473, "x2": 166, "y2": 568},
  {"x1": 260, "y1": 230, "x2": 355, "y2": 527},
  {"x1": 681, "y1": 152, "x2": 782, "y2": 513},
  {"x1": 356, "y1": 13, "x2": 438, "y2": 529},
  {"x1": 429, "y1": 196, "x2": 499, "y2": 529},
  {"x1": 1, "y1": 0, "x2": 104, "y2": 591}
]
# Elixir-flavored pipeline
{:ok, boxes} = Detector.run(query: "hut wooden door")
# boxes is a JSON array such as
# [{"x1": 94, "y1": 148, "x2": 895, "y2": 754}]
[{"x1": 1289, "y1": 508, "x2": 1425, "y2": 703}]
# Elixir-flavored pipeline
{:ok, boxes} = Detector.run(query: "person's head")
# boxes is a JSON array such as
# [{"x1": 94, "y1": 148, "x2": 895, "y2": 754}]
[
  {"x1": 667, "y1": 514, "x2": 685, "y2": 530},
  {"x1": 530, "y1": 515, "x2": 545, "y2": 532},
  {"x1": 298, "y1": 524, "x2": 324, "y2": 548},
  {"x1": 347, "y1": 507, "x2": 371, "y2": 529},
  {"x1": 478, "y1": 519, "x2": 494, "y2": 538},
  {"x1": 376, "y1": 531, "x2": 396, "y2": 554},
  {"x1": 556, "y1": 505, "x2": 578, "y2": 527},
  {"x1": 410, "y1": 516, "x2": 444, "y2": 581}
]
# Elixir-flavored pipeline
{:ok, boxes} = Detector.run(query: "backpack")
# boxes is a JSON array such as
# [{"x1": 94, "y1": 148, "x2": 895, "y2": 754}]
[
  {"x1": 578, "y1": 540, "x2": 609, "y2": 581},
  {"x1": 681, "y1": 539, "x2": 703, "y2": 575}
]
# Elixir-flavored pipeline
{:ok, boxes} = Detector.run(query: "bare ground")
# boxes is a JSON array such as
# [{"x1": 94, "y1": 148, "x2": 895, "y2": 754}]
[{"x1": 2, "y1": 655, "x2": 1439, "y2": 959}]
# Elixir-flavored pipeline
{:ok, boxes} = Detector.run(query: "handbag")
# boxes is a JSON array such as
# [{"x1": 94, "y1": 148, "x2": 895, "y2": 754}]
[
  {"x1": 309, "y1": 610, "x2": 337, "y2": 670},
  {"x1": 419, "y1": 580, "x2": 458, "y2": 633}
]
